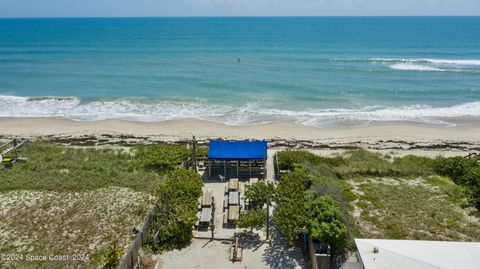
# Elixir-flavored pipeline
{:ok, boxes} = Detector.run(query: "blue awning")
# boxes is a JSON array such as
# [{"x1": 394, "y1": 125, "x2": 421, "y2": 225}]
[{"x1": 208, "y1": 140, "x2": 268, "y2": 161}]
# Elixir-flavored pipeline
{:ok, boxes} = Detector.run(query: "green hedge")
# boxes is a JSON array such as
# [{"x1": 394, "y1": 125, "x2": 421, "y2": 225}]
[
  {"x1": 433, "y1": 157, "x2": 480, "y2": 210},
  {"x1": 151, "y1": 169, "x2": 203, "y2": 251},
  {"x1": 273, "y1": 169, "x2": 348, "y2": 253},
  {"x1": 139, "y1": 144, "x2": 208, "y2": 171},
  {"x1": 139, "y1": 145, "x2": 191, "y2": 171}
]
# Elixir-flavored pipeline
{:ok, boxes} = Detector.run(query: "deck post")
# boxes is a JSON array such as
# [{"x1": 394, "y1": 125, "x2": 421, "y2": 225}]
[
  {"x1": 192, "y1": 136, "x2": 197, "y2": 173},
  {"x1": 209, "y1": 161, "x2": 212, "y2": 178},
  {"x1": 263, "y1": 159, "x2": 266, "y2": 179},
  {"x1": 224, "y1": 160, "x2": 227, "y2": 179},
  {"x1": 237, "y1": 161, "x2": 240, "y2": 178},
  {"x1": 249, "y1": 161, "x2": 251, "y2": 178}
]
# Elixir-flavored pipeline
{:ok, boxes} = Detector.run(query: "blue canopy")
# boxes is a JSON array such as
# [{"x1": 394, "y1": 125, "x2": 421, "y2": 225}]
[{"x1": 208, "y1": 140, "x2": 268, "y2": 161}]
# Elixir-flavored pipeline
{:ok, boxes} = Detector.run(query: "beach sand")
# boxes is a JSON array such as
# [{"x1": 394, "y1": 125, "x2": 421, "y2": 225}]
[
  {"x1": 1, "y1": 117, "x2": 480, "y2": 142},
  {"x1": 1, "y1": 117, "x2": 480, "y2": 154}
]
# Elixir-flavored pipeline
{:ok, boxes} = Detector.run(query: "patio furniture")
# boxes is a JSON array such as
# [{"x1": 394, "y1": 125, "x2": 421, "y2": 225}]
[
  {"x1": 229, "y1": 191, "x2": 240, "y2": 205},
  {"x1": 228, "y1": 178, "x2": 239, "y2": 191},
  {"x1": 202, "y1": 191, "x2": 213, "y2": 207},
  {"x1": 228, "y1": 205, "x2": 240, "y2": 220},
  {"x1": 200, "y1": 207, "x2": 213, "y2": 223},
  {"x1": 224, "y1": 195, "x2": 229, "y2": 209}
]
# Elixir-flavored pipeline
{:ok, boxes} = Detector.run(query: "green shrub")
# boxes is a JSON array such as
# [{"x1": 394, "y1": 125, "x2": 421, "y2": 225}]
[
  {"x1": 274, "y1": 171, "x2": 349, "y2": 252},
  {"x1": 156, "y1": 169, "x2": 203, "y2": 206},
  {"x1": 274, "y1": 170, "x2": 309, "y2": 245},
  {"x1": 237, "y1": 209, "x2": 267, "y2": 232},
  {"x1": 275, "y1": 149, "x2": 480, "y2": 249},
  {"x1": 151, "y1": 169, "x2": 202, "y2": 251},
  {"x1": 275, "y1": 169, "x2": 311, "y2": 203},
  {"x1": 196, "y1": 146, "x2": 209, "y2": 158},
  {"x1": 244, "y1": 181, "x2": 276, "y2": 209},
  {"x1": 433, "y1": 157, "x2": 477, "y2": 185},
  {"x1": 392, "y1": 155, "x2": 435, "y2": 176},
  {"x1": 140, "y1": 145, "x2": 191, "y2": 171},
  {"x1": 434, "y1": 157, "x2": 480, "y2": 210},
  {"x1": 102, "y1": 243, "x2": 123, "y2": 269},
  {"x1": 304, "y1": 195, "x2": 348, "y2": 252}
]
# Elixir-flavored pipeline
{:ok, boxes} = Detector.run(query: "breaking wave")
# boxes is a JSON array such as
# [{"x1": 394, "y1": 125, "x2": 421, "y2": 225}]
[
  {"x1": 370, "y1": 58, "x2": 480, "y2": 66},
  {"x1": 329, "y1": 57, "x2": 480, "y2": 73},
  {"x1": 388, "y1": 63, "x2": 444, "y2": 72},
  {"x1": 1, "y1": 95, "x2": 480, "y2": 127}
]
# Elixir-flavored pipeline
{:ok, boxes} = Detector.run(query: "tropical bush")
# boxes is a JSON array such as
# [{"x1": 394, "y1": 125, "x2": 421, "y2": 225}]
[
  {"x1": 244, "y1": 181, "x2": 276, "y2": 209},
  {"x1": 237, "y1": 182, "x2": 276, "y2": 233},
  {"x1": 237, "y1": 209, "x2": 267, "y2": 232},
  {"x1": 274, "y1": 170, "x2": 310, "y2": 245},
  {"x1": 273, "y1": 169, "x2": 348, "y2": 252},
  {"x1": 151, "y1": 169, "x2": 203, "y2": 251},
  {"x1": 139, "y1": 145, "x2": 191, "y2": 171},
  {"x1": 304, "y1": 194, "x2": 348, "y2": 251},
  {"x1": 434, "y1": 156, "x2": 480, "y2": 210}
]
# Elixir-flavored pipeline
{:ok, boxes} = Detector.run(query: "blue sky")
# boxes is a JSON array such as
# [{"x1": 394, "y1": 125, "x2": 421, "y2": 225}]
[{"x1": 1, "y1": 0, "x2": 479, "y2": 17}]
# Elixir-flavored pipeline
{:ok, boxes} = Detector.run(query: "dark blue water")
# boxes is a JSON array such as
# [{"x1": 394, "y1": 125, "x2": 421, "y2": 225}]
[{"x1": 1, "y1": 17, "x2": 479, "y2": 126}]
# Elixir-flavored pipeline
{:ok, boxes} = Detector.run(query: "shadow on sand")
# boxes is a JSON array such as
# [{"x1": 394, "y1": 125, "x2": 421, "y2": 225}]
[{"x1": 263, "y1": 226, "x2": 307, "y2": 269}]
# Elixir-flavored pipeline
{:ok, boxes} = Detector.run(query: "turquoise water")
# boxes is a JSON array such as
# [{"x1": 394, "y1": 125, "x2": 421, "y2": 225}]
[{"x1": 1, "y1": 17, "x2": 480, "y2": 126}]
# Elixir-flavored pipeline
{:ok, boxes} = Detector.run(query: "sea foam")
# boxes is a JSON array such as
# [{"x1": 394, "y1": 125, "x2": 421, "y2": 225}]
[
  {"x1": 370, "y1": 58, "x2": 480, "y2": 66},
  {"x1": 388, "y1": 63, "x2": 444, "y2": 72},
  {"x1": 1, "y1": 95, "x2": 480, "y2": 127}
]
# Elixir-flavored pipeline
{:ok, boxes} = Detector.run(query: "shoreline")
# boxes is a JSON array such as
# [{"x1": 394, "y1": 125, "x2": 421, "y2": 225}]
[{"x1": 1, "y1": 117, "x2": 480, "y2": 152}]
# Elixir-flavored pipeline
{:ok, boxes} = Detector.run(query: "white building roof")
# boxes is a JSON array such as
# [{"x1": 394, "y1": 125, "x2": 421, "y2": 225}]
[{"x1": 355, "y1": 239, "x2": 480, "y2": 269}]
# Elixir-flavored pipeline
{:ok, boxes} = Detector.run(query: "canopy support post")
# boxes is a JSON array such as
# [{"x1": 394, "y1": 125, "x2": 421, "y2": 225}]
[
  {"x1": 237, "y1": 161, "x2": 240, "y2": 178},
  {"x1": 224, "y1": 160, "x2": 227, "y2": 179},
  {"x1": 249, "y1": 161, "x2": 251, "y2": 179},
  {"x1": 263, "y1": 159, "x2": 266, "y2": 179},
  {"x1": 209, "y1": 160, "x2": 212, "y2": 178}
]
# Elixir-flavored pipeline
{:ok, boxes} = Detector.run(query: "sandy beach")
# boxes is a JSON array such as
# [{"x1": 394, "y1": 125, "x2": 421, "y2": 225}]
[{"x1": 2, "y1": 117, "x2": 480, "y2": 152}]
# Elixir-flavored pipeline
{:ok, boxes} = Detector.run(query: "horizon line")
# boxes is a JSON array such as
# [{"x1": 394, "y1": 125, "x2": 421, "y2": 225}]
[{"x1": 1, "y1": 15, "x2": 480, "y2": 19}]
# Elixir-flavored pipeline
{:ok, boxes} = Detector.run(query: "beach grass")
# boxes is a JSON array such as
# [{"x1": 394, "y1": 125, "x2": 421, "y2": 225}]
[
  {"x1": 352, "y1": 176, "x2": 480, "y2": 241},
  {"x1": 0, "y1": 141, "x2": 161, "y2": 193},
  {"x1": 276, "y1": 149, "x2": 480, "y2": 246},
  {"x1": 336, "y1": 149, "x2": 435, "y2": 178},
  {"x1": 0, "y1": 187, "x2": 153, "y2": 269},
  {"x1": 0, "y1": 141, "x2": 197, "y2": 268}
]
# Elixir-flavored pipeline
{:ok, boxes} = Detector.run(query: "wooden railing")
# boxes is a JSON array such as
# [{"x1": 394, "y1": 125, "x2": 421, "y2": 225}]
[{"x1": 117, "y1": 211, "x2": 154, "y2": 269}]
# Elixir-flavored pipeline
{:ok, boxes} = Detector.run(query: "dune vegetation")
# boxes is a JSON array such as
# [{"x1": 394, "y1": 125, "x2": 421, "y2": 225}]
[
  {"x1": 2, "y1": 140, "x2": 479, "y2": 267},
  {"x1": 275, "y1": 149, "x2": 480, "y2": 253},
  {"x1": 0, "y1": 141, "x2": 201, "y2": 268}
]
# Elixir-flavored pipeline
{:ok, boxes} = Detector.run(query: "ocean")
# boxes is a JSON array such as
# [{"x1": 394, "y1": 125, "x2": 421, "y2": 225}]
[{"x1": 1, "y1": 17, "x2": 480, "y2": 127}]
